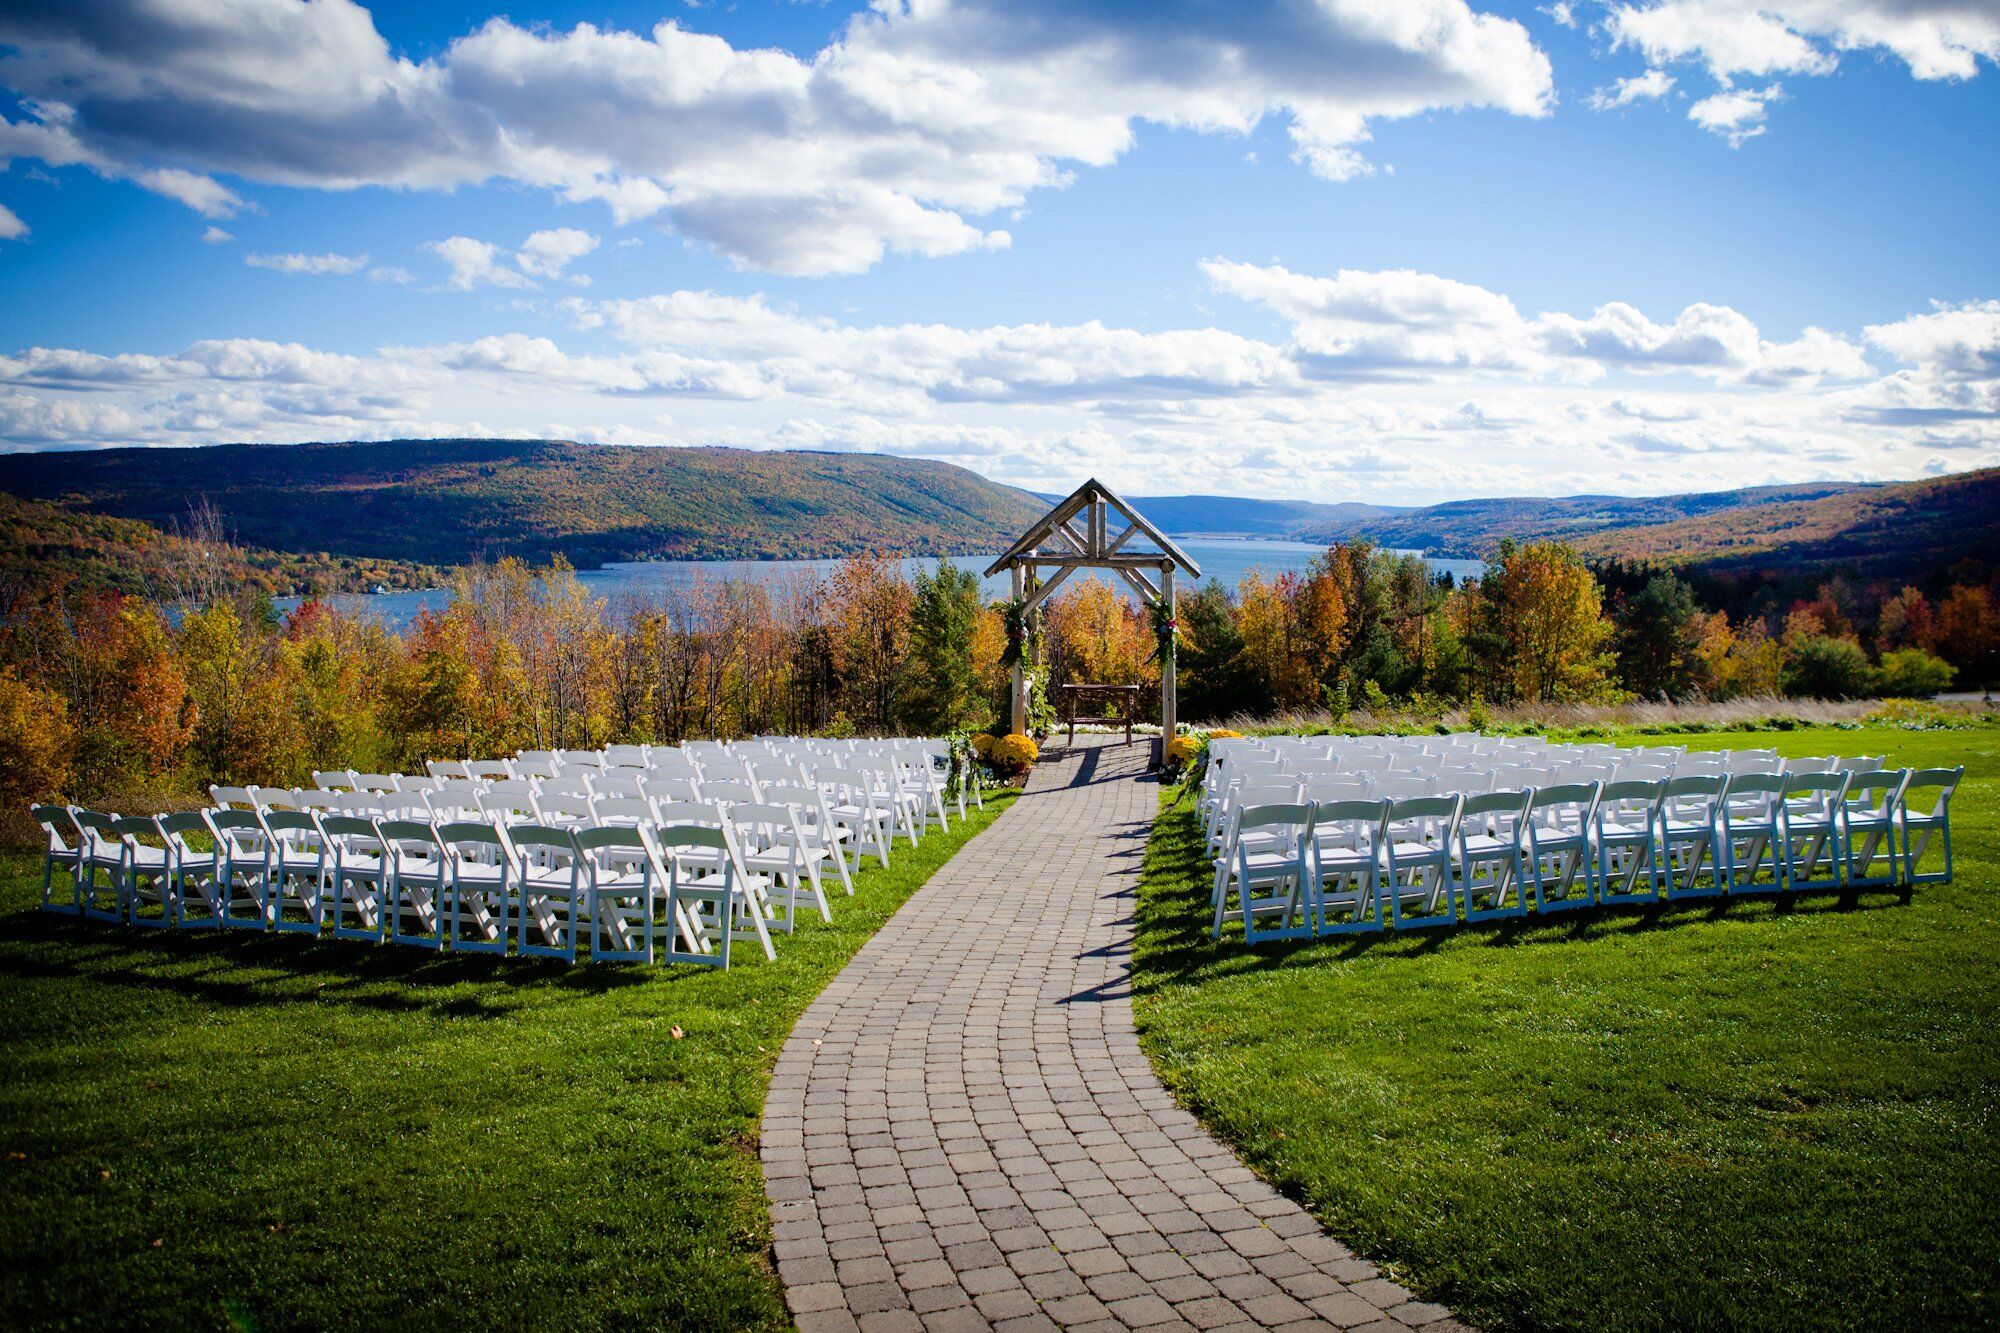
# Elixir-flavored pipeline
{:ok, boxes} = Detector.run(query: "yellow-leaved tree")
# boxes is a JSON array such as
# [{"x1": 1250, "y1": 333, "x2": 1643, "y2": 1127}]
[{"x1": 1478, "y1": 541, "x2": 1614, "y2": 703}]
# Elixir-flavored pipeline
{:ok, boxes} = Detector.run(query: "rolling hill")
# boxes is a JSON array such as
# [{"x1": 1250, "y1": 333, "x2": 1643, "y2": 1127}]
[
  {"x1": 1295, "y1": 482, "x2": 1878, "y2": 558},
  {"x1": 0, "y1": 491, "x2": 438, "y2": 601},
  {"x1": 0, "y1": 438, "x2": 1045, "y2": 568},
  {"x1": 1573, "y1": 466, "x2": 2000, "y2": 577}
]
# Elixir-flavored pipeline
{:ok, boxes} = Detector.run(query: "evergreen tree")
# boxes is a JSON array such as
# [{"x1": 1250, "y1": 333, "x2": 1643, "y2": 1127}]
[
  {"x1": 900, "y1": 560, "x2": 985, "y2": 733},
  {"x1": 1614, "y1": 572, "x2": 1703, "y2": 699}
]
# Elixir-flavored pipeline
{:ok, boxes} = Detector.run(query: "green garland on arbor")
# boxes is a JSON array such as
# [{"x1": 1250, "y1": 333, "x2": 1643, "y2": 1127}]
[{"x1": 1150, "y1": 597, "x2": 1180, "y2": 665}]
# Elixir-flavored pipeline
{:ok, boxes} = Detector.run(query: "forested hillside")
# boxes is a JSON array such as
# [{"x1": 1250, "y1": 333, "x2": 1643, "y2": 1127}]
[
  {"x1": 1298, "y1": 482, "x2": 1875, "y2": 557},
  {"x1": 0, "y1": 439, "x2": 1044, "y2": 567}
]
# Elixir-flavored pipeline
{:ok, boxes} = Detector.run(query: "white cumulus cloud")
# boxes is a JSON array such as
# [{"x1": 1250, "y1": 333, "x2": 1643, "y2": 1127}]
[
  {"x1": 0, "y1": 0, "x2": 1555, "y2": 275},
  {"x1": 245, "y1": 251, "x2": 370, "y2": 276}
]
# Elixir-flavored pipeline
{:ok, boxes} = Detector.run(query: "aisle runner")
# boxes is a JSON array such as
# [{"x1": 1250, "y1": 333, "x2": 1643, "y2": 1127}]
[{"x1": 762, "y1": 736, "x2": 1466, "y2": 1332}]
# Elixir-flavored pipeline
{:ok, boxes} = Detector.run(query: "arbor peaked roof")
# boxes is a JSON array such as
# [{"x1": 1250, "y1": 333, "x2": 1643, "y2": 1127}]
[{"x1": 982, "y1": 478, "x2": 1202, "y2": 579}]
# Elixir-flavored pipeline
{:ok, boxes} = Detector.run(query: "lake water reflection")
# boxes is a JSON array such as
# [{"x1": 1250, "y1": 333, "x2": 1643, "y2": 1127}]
[{"x1": 277, "y1": 538, "x2": 1485, "y2": 630}]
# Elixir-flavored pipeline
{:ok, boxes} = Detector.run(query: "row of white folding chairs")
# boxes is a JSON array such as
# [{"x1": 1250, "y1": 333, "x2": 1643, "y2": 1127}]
[
  {"x1": 1209, "y1": 766, "x2": 1963, "y2": 944},
  {"x1": 217, "y1": 774, "x2": 899, "y2": 878},
  {"x1": 30, "y1": 800, "x2": 858, "y2": 967},
  {"x1": 1202, "y1": 746, "x2": 1880, "y2": 850},
  {"x1": 432, "y1": 744, "x2": 964, "y2": 830}
]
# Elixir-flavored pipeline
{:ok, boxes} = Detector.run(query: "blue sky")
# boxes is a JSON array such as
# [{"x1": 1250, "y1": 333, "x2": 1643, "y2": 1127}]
[{"x1": 1, "y1": 0, "x2": 1996, "y2": 503}]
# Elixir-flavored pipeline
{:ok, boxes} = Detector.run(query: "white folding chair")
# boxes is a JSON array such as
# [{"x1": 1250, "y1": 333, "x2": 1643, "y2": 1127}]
[
  {"x1": 320, "y1": 814, "x2": 390, "y2": 942},
  {"x1": 1457, "y1": 790, "x2": 1532, "y2": 923},
  {"x1": 1526, "y1": 783, "x2": 1601, "y2": 912},
  {"x1": 1899, "y1": 767, "x2": 1963, "y2": 886},
  {"x1": 30, "y1": 804, "x2": 83, "y2": 915},
  {"x1": 1312, "y1": 798, "x2": 1390, "y2": 935},
  {"x1": 1212, "y1": 802, "x2": 1317, "y2": 944},
  {"x1": 1593, "y1": 780, "x2": 1666, "y2": 906},
  {"x1": 1382, "y1": 795, "x2": 1463, "y2": 930}
]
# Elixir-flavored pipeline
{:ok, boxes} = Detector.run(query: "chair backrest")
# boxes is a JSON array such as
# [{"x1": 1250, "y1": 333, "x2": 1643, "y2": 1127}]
[
  {"x1": 478, "y1": 791, "x2": 540, "y2": 821},
  {"x1": 1840, "y1": 769, "x2": 1909, "y2": 812},
  {"x1": 377, "y1": 795, "x2": 434, "y2": 821},
  {"x1": 31, "y1": 805, "x2": 78, "y2": 853},
  {"x1": 112, "y1": 814, "x2": 163, "y2": 848},
  {"x1": 206, "y1": 808, "x2": 267, "y2": 852},
  {"x1": 1783, "y1": 771, "x2": 1849, "y2": 796},
  {"x1": 351, "y1": 773, "x2": 401, "y2": 793},
  {"x1": 159, "y1": 811, "x2": 213, "y2": 855},
  {"x1": 292, "y1": 790, "x2": 344, "y2": 813},
  {"x1": 574, "y1": 824, "x2": 651, "y2": 872},
  {"x1": 1386, "y1": 795, "x2": 1462, "y2": 842},
  {"x1": 1301, "y1": 775, "x2": 1369, "y2": 804},
  {"x1": 588, "y1": 771, "x2": 646, "y2": 799},
  {"x1": 1530, "y1": 782, "x2": 1600, "y2": 817},
  {"x1": 436, "y1": 820, "x2": 509, "y2": 861},
  {"x1": 1311, "y1": 798, "x2": 1389, "y2": 844},
  {"x1": 319, "y1": 814, "x2": 383, "y2": 846},
  {"x1": 464, "y1": 761, "x2": 512, "y2": 781},
  {"x1": 426, "y1": 760, "x2": 468, "y2": 780},
  {"x1": 535, "y1": 793, "x2": 596, "y2": 825},
  {"x1": 1616, "y1": 762, "x2": 1674, "y2": 782},
  {"x1": 1836, "y1": 755, "x2": 1887, "y2": 773},
  {"x1": 591, "y1": 797, "x2": 655, "y2": 827},
  {"x1": 1783, "y1": 755, "x2": 1838, "y2": 774},
  {"x1": 1233, "y1": 802, "x2": 1315, "y2": 852},
  {"x1": 262, "y1": 809, "x2": 321, "y2": 843},
  {"x1": 1902, "y1": 766, "x2": 1963, "y2": 817},
  {"x1": 248, "y1": 785, "x2": 298, "y2": 811},
  {"x1": 377, "y1": 819, "x2": 441, "y2": 857},
  {"x1": 642, "y1": 776, "x2": 702, "y2": 804},
  {"x1": 1372, "y1": 774, "x2": 1434, "y2": 802},
  {"x1": 699, "y1": 756, "x2": 754, "y2": 783},
  {"x1": 1597, "y1": 779, "x2": 1665, "y2": 821},
  {"x1": 653, "y1": 800, "x2": 723, "y2": 828},
  {"x1": 312, "y1": 769, "x2": 356, "y2": 791},
  {"x1": 504, "y1": 823, "x2": 575, "y2": 860},
  {"x1": 653, "y1": 823, "x2": 729, "y2": 854},
  {"x1": 701, "y1": 780, "x2": 760, "y2": 806},
  {"x1": 730, "y1": 802, "x2": 802, "y2": 843},
  {"x1": 1724, "y1": 772, "x2": 1783, "y2": 799},
  {"x1": 539, "y1": 776, "x2": 593, "y2": 800}
]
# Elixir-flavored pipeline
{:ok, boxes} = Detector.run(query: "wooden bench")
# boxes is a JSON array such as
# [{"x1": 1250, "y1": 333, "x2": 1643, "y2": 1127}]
[{"x1": 1063, "y1": 683, "x2": 1141, "y2": 745}]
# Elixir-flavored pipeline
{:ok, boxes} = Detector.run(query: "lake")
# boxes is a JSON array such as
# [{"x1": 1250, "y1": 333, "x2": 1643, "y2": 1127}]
[{"x1": 277, "y1": 538, "x2": 1485, "y2": 630}]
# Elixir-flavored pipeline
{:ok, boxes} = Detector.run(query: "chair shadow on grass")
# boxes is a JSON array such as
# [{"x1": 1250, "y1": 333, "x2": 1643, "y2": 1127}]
[
  {"x1": 1128, "y1": 809, "x2": 1919, "y2": 995},
  {"x1": 0, "y1": 906, "x2": 687, "y2": 1020}
]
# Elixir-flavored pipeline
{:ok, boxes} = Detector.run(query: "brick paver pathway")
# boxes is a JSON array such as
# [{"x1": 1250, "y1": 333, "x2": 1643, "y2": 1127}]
[{"x1": 762, "y1": 736, "x2": 1466, "y2": 1332}]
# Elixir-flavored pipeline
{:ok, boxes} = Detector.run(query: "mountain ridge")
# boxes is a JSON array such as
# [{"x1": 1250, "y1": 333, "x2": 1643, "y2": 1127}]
[{"x1": 0, "y1": 438, "x2": 1046, "y2": 568}]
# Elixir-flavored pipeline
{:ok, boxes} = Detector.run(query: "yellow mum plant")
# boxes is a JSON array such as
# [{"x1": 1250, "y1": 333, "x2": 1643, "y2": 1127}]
[
  {"x1": 1164, "y1": 734, "x2": 1202, "y2": 770},
  {"x1": 990, "y1": 733, "x2": 1039, "y2": 773},
  {"x1": 970, "y1": 733, "x2": 996, "y2": 759}
]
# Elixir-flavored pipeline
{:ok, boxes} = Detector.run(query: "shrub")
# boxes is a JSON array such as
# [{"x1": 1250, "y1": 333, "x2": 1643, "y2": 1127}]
[
  {"x1": 1783, "y1": 635, "x2": 1873, "y2": 700},
  {"x1": 0, "y1": 668, "x2": 75, "y2": 848},
  {"x1": 990, "y1": 733, "x2": 1039, "y2": 774},
  {"x1": 1164, "y1": 734, "x2": 1202, "y2": 771},
  {"x1": 1875, "y1": 648, "x2": 1955, "y2": 699},
  {"x1": 969, "y1": 732, "x2": 996, "y2": 759}
]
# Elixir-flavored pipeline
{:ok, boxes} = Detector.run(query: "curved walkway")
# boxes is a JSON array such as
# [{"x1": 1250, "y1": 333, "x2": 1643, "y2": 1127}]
[{"x1": 762, "y1": 736, "x2": 1465, "y2": 1332}]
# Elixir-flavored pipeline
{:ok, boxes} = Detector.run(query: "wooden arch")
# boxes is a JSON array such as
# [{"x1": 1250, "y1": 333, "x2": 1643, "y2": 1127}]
[{"x1": 984, "y1": 479, "x2": 1203, "y2": 746}]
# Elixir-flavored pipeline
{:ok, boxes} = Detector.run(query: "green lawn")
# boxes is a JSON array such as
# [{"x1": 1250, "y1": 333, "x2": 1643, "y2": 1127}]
[
  {"x1": 0, "y1": 791, "x2": 1012, "y2": 1332},
  {"x1": 1132, "y1": 726, "x2": 1998, "y2": 1331}
]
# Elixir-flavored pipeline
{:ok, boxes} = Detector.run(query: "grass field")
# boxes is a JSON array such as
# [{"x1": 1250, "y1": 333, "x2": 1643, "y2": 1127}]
[
  {"x1": 1132, "y1": 726, "x2": 1998, "y2": 1331},
  {"x1": 0, "y1": 790, "x2": 1012, "y2": 1332}
]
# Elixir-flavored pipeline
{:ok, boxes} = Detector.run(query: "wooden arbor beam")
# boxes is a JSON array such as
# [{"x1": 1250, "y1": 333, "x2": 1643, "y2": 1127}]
[{"x1": 992, "y1": 479, "x2": 1201, "y2": 750}]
